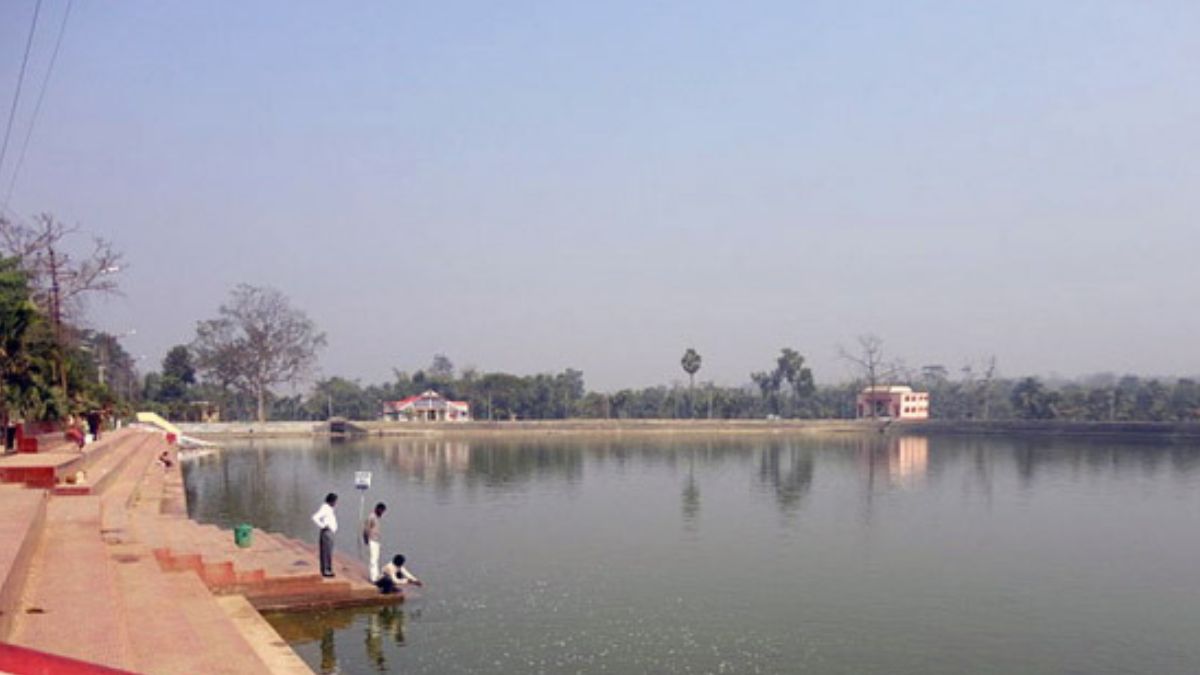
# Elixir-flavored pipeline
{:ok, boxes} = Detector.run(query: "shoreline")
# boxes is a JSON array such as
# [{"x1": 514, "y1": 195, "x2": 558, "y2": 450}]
[{"x1": 179, "y1": 418, "x2": 1200, "y2": 441}]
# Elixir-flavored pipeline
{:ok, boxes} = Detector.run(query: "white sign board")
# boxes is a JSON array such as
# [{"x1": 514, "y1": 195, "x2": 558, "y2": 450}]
[{"x1": 354, "y1": 471, "x2": 372, "y2": 490}]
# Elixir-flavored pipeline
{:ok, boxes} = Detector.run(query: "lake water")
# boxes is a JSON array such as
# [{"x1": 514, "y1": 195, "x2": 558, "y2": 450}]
[{"x1": 182, "y1": 433, "x2": 1200, "y2": 674}]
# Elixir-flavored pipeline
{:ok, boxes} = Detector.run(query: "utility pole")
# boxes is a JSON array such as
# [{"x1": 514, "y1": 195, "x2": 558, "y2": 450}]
[{"x1": 46, "y1": 244, "x2": 68, "y2": 397}]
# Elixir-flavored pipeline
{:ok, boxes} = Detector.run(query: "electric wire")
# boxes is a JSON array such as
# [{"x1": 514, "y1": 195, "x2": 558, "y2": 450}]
[
  {"x1": 2, "y1": 0, "x2": 73, "y2": 212},
  {"x1": 0, "y1": 0, "x2": 45, "y2": 189}
]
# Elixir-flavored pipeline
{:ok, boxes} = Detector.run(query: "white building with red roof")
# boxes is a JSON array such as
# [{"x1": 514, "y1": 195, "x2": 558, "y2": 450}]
[{"x1": 382, "y1": 390, "x2": 471, "y2": 422}]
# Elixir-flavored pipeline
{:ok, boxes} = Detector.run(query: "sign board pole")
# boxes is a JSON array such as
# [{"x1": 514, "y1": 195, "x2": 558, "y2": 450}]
[{"x1": 354, "y1": 471, "x2": 372, "y2": 561}]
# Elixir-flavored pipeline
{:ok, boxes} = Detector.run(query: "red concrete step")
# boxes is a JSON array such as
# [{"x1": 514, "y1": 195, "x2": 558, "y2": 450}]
[
  {"x1": 108, "y1": 545, "x2": 216, "y2": 674},
  {"x1": 89, "y1": 433, "x2": 158, "y2": 497},
  {"x1": 0, "y1": 484, "x2": 48, "y2": 640},
  {"x1": 0, "y1": 451, "x2": 83, "y2": 489},
  {"x1": 135, "y1": 517, "x2": 254, "y2": 587},
  {"x1": 159, "y1": 570, "x2": 276, "y2": 674},
  {"x1": 187, "y1": 525, "x2": 320, "y2": 580},
  {"x1": 0, "y1": 642, "x2": 136, "y2": 674},
  {"x1": 99, "y1": 438, "x2": 163, "y2": 544},
  {"x1": 108, "y1": 542, "x2": 276, "y2": 675},
  {"x1": 8, "y1": 497, "x2": 135, "y2": 671},
  {"x1": 214, "y1": 595, "x2": 315, "y2": 674},
  {"x1": 47, "y1": 429, "x2": 145, "y2": 495},
  {"x1": 248, "y1": 585, "x2": 399, "y2": 613},
  {"x1": 141, "y1": 519, "x2": 332, "y2": 592}
]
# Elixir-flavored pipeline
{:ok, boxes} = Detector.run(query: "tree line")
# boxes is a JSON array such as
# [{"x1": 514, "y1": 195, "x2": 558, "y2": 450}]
[
  {"x1": 3, "y1": 218, "x2": 1197, "y2": 427},
  {"x1": 141, "y1": 319, "x2": 1200, "y2": 423}
]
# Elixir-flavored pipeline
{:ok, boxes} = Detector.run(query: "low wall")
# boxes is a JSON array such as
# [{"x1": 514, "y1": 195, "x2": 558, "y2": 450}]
[
  {"x1": 176, "y1": 422, "x2": 323, "y2": 437},
  {"x1": 183, "y1": 419, "x2": 879, "y2": 438},
  {"x1": 908, "y1": 419, "x2": 1200, "y2": 440},
  {"x1": 179, "y1": 418, "x2": 1200, "y2": 441},
  {"x1": 364, "y1": 419, "x2": 875, "y2": 435}
]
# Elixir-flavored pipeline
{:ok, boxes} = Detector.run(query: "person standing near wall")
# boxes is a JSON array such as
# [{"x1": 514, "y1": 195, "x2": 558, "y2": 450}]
[
  {"x1": 312, "y1": 493, "x2": 339, "y2": 577},
  {"x1": 363, "y1": 502, "x2": 387, "y2": 582}
]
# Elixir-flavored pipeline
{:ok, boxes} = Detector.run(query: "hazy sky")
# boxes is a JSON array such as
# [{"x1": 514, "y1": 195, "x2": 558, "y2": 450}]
[{"x1": 1, "y1": 1, "x2": 1197, "y2": 390}]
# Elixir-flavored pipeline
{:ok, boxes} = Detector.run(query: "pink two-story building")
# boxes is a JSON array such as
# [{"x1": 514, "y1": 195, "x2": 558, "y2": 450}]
[{"x1": 856, "y1": 385, "x2": 929, "y2": 420}]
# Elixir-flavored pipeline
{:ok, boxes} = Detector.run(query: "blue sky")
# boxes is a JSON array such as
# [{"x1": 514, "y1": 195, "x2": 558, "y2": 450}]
[{"x1": 1, "y1": 1, "x2": 1197, "y2": 389}]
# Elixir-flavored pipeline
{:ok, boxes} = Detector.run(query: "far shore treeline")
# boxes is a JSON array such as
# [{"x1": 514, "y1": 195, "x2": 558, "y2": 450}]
[
  {"x1": 145, "y1": 351, "x2": 1200, "y2": 425},
  {"x1": 2, "y1": 217, "x2": 1199, "y2": 428}
]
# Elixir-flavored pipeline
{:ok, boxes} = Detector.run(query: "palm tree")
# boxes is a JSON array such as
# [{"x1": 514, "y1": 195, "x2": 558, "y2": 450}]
[{"x1": 681, "y1": 348, "x2": 702, "y2": 418}]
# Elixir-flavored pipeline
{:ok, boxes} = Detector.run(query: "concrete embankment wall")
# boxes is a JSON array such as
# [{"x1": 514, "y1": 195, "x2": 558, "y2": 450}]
[
  {"x1": 177, "y1": 422, "x2": 324, "y2": 437},
  {"x1": 179, "y1": 418, "x2": 1200, "y2": 441},
  {"x1": 181, "y1": 419, "x2": 880, "y2": 438},
  {"x1": 909, "y1": 419, "x2": 1200, "y2": 440}
]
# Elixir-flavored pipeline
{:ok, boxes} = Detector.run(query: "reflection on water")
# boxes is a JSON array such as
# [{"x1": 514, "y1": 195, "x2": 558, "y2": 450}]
[
  {"x1": 183, "y1": 433, "x2": 1200, "y2": 674},
  {"x1": 757, "y1": 443, "x2": 815, "y2": 512},
  {"x1": 681, "y1": 451, "x2": 700, "y2": 525},
  {"x1": 269, "y1": 606, "x2": 409, "y2": 674}
]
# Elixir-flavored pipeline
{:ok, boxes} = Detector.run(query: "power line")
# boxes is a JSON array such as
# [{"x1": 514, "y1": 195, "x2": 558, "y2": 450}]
[
  {"x1": 0, "y1": 0, "x2": 45, "y2": 185},
  {"x1": 3, "y1": 0, "x2": 73, "y2": 212}
]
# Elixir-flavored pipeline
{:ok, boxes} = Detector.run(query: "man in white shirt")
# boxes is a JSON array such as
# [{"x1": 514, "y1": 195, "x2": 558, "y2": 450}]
[
  {"x1": 311, "y1": 493, "x2": 339, "y2": 577},
  {"x1": 375, "y1": 554, "x2": 423, "y2": 595}
]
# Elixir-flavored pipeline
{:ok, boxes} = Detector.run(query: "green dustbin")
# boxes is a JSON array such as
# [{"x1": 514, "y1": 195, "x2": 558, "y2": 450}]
[{"x1": 234, "y1": 523, "x2": 253, "y2": 548}]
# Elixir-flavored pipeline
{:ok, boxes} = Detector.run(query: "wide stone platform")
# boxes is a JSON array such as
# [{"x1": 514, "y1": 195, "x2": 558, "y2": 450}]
[{"x1": 0, "y1": 426, "x2": 399, "y2": 673}]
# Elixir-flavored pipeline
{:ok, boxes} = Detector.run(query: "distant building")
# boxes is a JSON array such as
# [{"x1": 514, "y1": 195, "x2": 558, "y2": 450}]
[
  {"x1": 856, "y1": 385, "x2": 929, "y2": 420},
  {"x1": 382, "y1": 390, "x2": 471, "y2": 422},
  {"x1": 183, "y1": 401, "x2": 220, "y2": 423}
]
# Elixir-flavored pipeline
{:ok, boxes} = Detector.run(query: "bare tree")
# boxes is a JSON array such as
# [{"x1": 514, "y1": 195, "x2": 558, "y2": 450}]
[
  {"x1": 193, "y1": 284, "x2": 326, "y2": 422},
  {"x1": 1, "y1": 214, "x2": 122, "y2": 320},
  {"x1": 838, "y1": 334, "x2": 899, "y2": 418}
]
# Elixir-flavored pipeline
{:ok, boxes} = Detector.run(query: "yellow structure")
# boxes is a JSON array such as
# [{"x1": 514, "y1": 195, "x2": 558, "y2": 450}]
[{"x1": 135, "y1": 411, "x2": 183, "y2": 437}]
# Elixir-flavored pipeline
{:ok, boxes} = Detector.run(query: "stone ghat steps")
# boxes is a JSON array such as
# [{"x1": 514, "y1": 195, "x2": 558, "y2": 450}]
[
  {"x1": 55, "y1": 431, "x2": 160, "y2": 497},
  {"x1": 0, "y1": 428, "x2": 148, "y2": 493},
  {"x1": 9, "y1": 496, "x2": 137, "y2": 670},
  {"x1": 10, "y1": 497, "x2": 279, "y2": 674},
  {"x1": 214, "y1": 595, "x2": 315, "y2": 674},
  {"x1": 0, "y1": 451, "x2": 83, "y2": 490},
  {"x1": 133, "y1": 514, "x2": 398, "y2": 612},
  {"x1": 108, "y1": 542, "x2": 277, "y2": 675},
  {"x1": 0, "y1": 483, "x2": 49, "y2": 640},
  {"x1": 99, "y1": 436, "x2": 167, "y2": 545},
  {"x1": 2, "y1": 431, "x2": 306, "y2": 674}
]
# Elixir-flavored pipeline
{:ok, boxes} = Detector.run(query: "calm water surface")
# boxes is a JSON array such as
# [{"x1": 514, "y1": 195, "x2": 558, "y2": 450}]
[{"x1": 182, "y1": 434, "x2": 1200, "y2": 674}]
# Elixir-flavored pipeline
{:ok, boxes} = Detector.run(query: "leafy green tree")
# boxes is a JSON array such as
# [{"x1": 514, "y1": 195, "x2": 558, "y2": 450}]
[
  {"x1": 774, "y1": 348, "x2": 814, "y2": 417},
  {"x1": 162, "y1": 345, "x2": 195, "y2": 390},
  {"x1": 1135, "y1": 380, "x2": 1172, "y2": 421},
  {"x1": 475, "y1": 372, "x2": 528, "y2": 420},
  {"x1": 428, "y1": 354, "x2": 455, "y2": 381},
  {"x1": 1170, "y1": 379, "x2": 1200, "y2": 421},
  {"x1": 1011, "y1": 377, "x2": 1058, "y2": 420},
  {"x1": 305, "y1": 377, "x2": 377, "y2": 420},
  {"x1": 751, "y1": 370, "x2": 781, "y2": 415},
  {"x1": 555, "y1": 369, "x2": 585, "y2": 418},
  {"x1": 0, "y1": 257, "x2": 37, "y2": 429}
]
